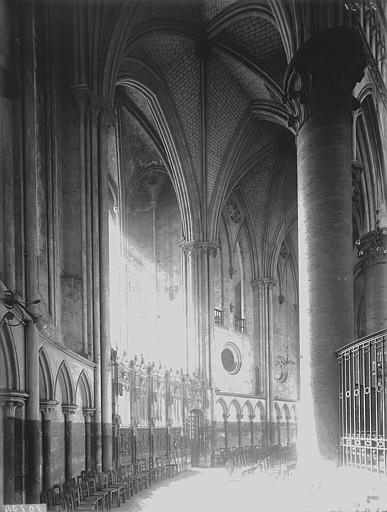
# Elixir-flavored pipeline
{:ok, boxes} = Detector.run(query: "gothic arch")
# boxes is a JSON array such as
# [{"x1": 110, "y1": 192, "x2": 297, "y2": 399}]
[
  {"x1": 76, "y1": 371, "x2": 93, "y2": 409},
  {"x1": 116, "y1": 68, "x2": 200, "y2": 240},
  {"x1": 55, "y1": 361, "x2": 75, "y2": 405},
  {"x1": 281, "y1": 403, "x2": 290, "y2": 420},
  {"x1": 254, "y1": 401, "x2": 265, "y2": 421},
  {"x1": 0, "y1": 323, "x2": 20, "y2": 390},
  {"x1": 215, "y1": 398, "x2": 228, "y2": 417},
  {"x1": 242, "y1": 400, "x2": 253, "y2": 419},
  {"x1": 355, "y1": 94, "x2": 386, "y2": 234},
  {"x1": 39, "y1": 349, "x2": 54, "y2": 401},
  {"x1": 228, "y1": 399, "x2": 242, "y2": 417}
]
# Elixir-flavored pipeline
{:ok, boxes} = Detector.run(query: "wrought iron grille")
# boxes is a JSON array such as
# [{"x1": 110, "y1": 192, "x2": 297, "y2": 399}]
[
  {"x1": 214, "y1": 308, "x2": 224, "y2": 326},
  {"x1": 234, "y1": 316, "x2": 245, "y2": 333},
  {"x1": 337, "y1": 329, "x2": 387, "y2": 474}
]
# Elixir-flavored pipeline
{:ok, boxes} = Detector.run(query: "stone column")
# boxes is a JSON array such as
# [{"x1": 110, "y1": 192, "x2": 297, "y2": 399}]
[
  {"x1": 99, "y1": 111, "x2": 113, "y2": 474},
  {"x1": 21, "y1": 2, "x2": 42, "y2": 501},
  {"x1": 286, "y1": 414, "x2": 291, "y2": 446},
  {"x1": 180, "y1": 241, "x2": 218, "y2": 380},
  {"x1": 357, "y1": 230, "x2": 387, "y2": 334},
  {"x1": 276, "y1": 414, "x2": 281, "y2": 446},
  {"x1": 71, "y1": 86, "x2": 115, "y2": 473},
  {"x1": 251, "y1": 278, "x2": 276, "y2": 446},
  {"x1": 83, "y1": 408, "x2": 95, "y2": 472},
  {"x1": 249, "y1": 414, "x2": 255, "y2": 447},
  {"x1": 0, "y1": 396, "x2": 25, "y2": 504},
  {"x1": 62, "y1": 405, "x2": 77, "y2": 481},
  {"x1": 236, "y1": 413, "x2": 242, "y2": 449},
  {"x1": 40, "y1": 400, "x2": 58, "y2": 491},
  {"x1": 284, "y1": 27, "x2": 366, "y2": 462},
  {"x1": 223, "y1": 413, "x2": 229, "y2": 451}
]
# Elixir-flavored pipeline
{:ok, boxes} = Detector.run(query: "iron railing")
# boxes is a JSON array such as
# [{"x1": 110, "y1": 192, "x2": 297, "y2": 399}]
[
  {"x1": 214, "y1": 308, "x2": 224, "y2": 326},
  {"x1": 234, "y1": 316, "x2": 245, "y2": 333},
  {"x1": 337, "y1": 329, "x2": 387, "y2": 474}
]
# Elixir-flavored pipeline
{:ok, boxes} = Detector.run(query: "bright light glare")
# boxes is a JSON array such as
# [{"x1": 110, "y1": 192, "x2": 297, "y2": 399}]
[
  {"x1": 120, "y1": 466, "x2": 387, "y2": 512},
  {"x1": 109, "y1": 214, "x2": 186, "y2": 369}
]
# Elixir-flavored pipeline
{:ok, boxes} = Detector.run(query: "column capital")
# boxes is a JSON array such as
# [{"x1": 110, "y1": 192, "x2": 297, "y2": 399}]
[
  {"x1": 251, "y1": 277, "x2": 277, "y2": 289},
  {"x1": 70, "y1": 84, "x2": 116, "y2": 123},
  {"x1": 223, "y1": 413, "x2": 230, "y2": 420},
  {"x1": 83, "y1": 407, "x2": 96, "y2": 422},
  {"x1": 40, "y1": 400, "x2": 59, "y2": 420},
  {"x1": 1, "y1": 399, "x2": 25, "y2": 418},
  {"x1": 62, "y1": 404, "x2": 77, "y2": 420},
  {"x1": 236, "y1": 413, "x2": 243, "y2": 421},
  {"x1": 0, "y1": 391, "x2": 28, "y2": 418},
  {"x1": 356, "y1": 228, "x2": 387, "y2": 267},
  {"x1": 284, "y1": 27, "x2": 366, "y2": 131},
  {"x1": 180, "y1": 240, "x2": 218, "y2": 257}
]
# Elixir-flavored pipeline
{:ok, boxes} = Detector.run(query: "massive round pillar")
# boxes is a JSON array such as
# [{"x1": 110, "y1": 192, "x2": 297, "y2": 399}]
[{"x1": 284, "y1": 27, "x2": 366, "y2": 463}]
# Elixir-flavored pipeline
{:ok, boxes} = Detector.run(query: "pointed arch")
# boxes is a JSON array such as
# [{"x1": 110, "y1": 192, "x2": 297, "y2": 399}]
[
  {"x1": 254, "y1": 401, "x2": 265, "y2": 421},
  {"x1": 39, "y1": 348, "x2": 54, "y2": 401},
  {"x1": 281, "y1": 403, "x2": 290, "y2": 420},
  {"x1": 55, "y1": 361, "x2": 75, "y2": 405},
  {"x1": 242, "y1": 400, "x2": 253, "y2": 418},
  {"x1": 228, "y1": 399, "x2": 242, "y2": 416},
  {"x1": 117, "y1": 59, "x2": 201, "y2": 240},
  {"x1": 274, "y1": 401, "x2": 281, "y2": 420},
  {"x1": 0, "y1": 323, "x2": 20, "y2": 390},
  {"x1": 76, "y1": 371, "x2": 93, "y2": 409},
  {"x1": 215, "y1": 398, "x2": 228, "y2": 417}
]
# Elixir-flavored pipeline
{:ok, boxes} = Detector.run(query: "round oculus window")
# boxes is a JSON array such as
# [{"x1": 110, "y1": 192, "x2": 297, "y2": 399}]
[{"x1": 221, "y1": 343, "x2": 242, "y2": 374}]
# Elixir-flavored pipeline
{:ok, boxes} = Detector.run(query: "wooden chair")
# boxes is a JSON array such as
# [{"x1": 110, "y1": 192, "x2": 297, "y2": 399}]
[
  {"x1": 139, "y1": 459, "x2": 152, "y2": 487},
  {"x1": 78, "y1": 481, "x2": 105, "y2": 510},
  {"x1": 87, "y1": 477, "x2": 111, "y2": 511},
  {"x1": 155, "y1": 457, "x2": 165, "y2": 480},
  {"x1": 97, "y1": 472, "x2": 123, "y2": 508},
  {"x1": 164, "y1": 456, "x2": 178, "y2": 478},
  {"x1": 109, "y1": 469, "x2": 129, "y2": 501},
  {"x1": 119, "y1": 464, "x2": 136, "y2": 496},
  {"x1": 132, "y1": 461, "x2": 148, "y2": 491}
]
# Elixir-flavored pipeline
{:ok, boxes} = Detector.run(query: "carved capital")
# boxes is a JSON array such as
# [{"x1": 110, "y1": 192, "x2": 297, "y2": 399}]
[
  {"x1": 83, "y1": 407, "x2": 96, "y2": 422},
  {"x1": 251, "y1": 277, "x2": 277, "y2": 289},
  {"x1": 180, "y1": 240, "x2": 218, "y2": 257},
  {"x1": 40, "y1": 400, "x2": 59, "y2": 420},
  {"x1": 70, "y1": 84, "x2": 116, "y2": 124},
  {"x1": 62, "y1": 404, "x2": 77, "y2": 420},
  {"x1": 0, "y1": 391, "x2": 28, "y2": 417},
  {"x1": 356, "y1": 229, "x2": 387, "y2": 267},
  {"x1": 2, "y1": 399, "x2": 24, "y2": 418},
  {"x1": 284, "y1": 27, "x2": 366, "y2": 130},
  {"x1": 223, "y1": 413, "x2": 230, "y2": 421}
]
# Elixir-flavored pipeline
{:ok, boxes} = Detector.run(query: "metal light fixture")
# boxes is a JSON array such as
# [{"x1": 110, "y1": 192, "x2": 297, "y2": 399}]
[{"x1": 1, "y1": 291, "x2": 42, "y2": 326}]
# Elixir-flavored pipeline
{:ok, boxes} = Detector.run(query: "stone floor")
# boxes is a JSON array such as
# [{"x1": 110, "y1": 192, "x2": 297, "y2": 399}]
[{"x1": 119, "y1": 466, "x2": 387, "y2": 512}]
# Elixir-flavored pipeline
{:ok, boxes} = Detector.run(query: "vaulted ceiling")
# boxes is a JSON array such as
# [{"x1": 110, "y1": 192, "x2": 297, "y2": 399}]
[{"x1": 114, "y1": 0, "x2": 297, "y2": 262}]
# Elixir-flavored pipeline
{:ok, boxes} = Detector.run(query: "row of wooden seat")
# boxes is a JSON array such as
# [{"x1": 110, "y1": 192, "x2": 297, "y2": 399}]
[{"x1": 42, "y1": 456, "x2": 183, "y2": 511}]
